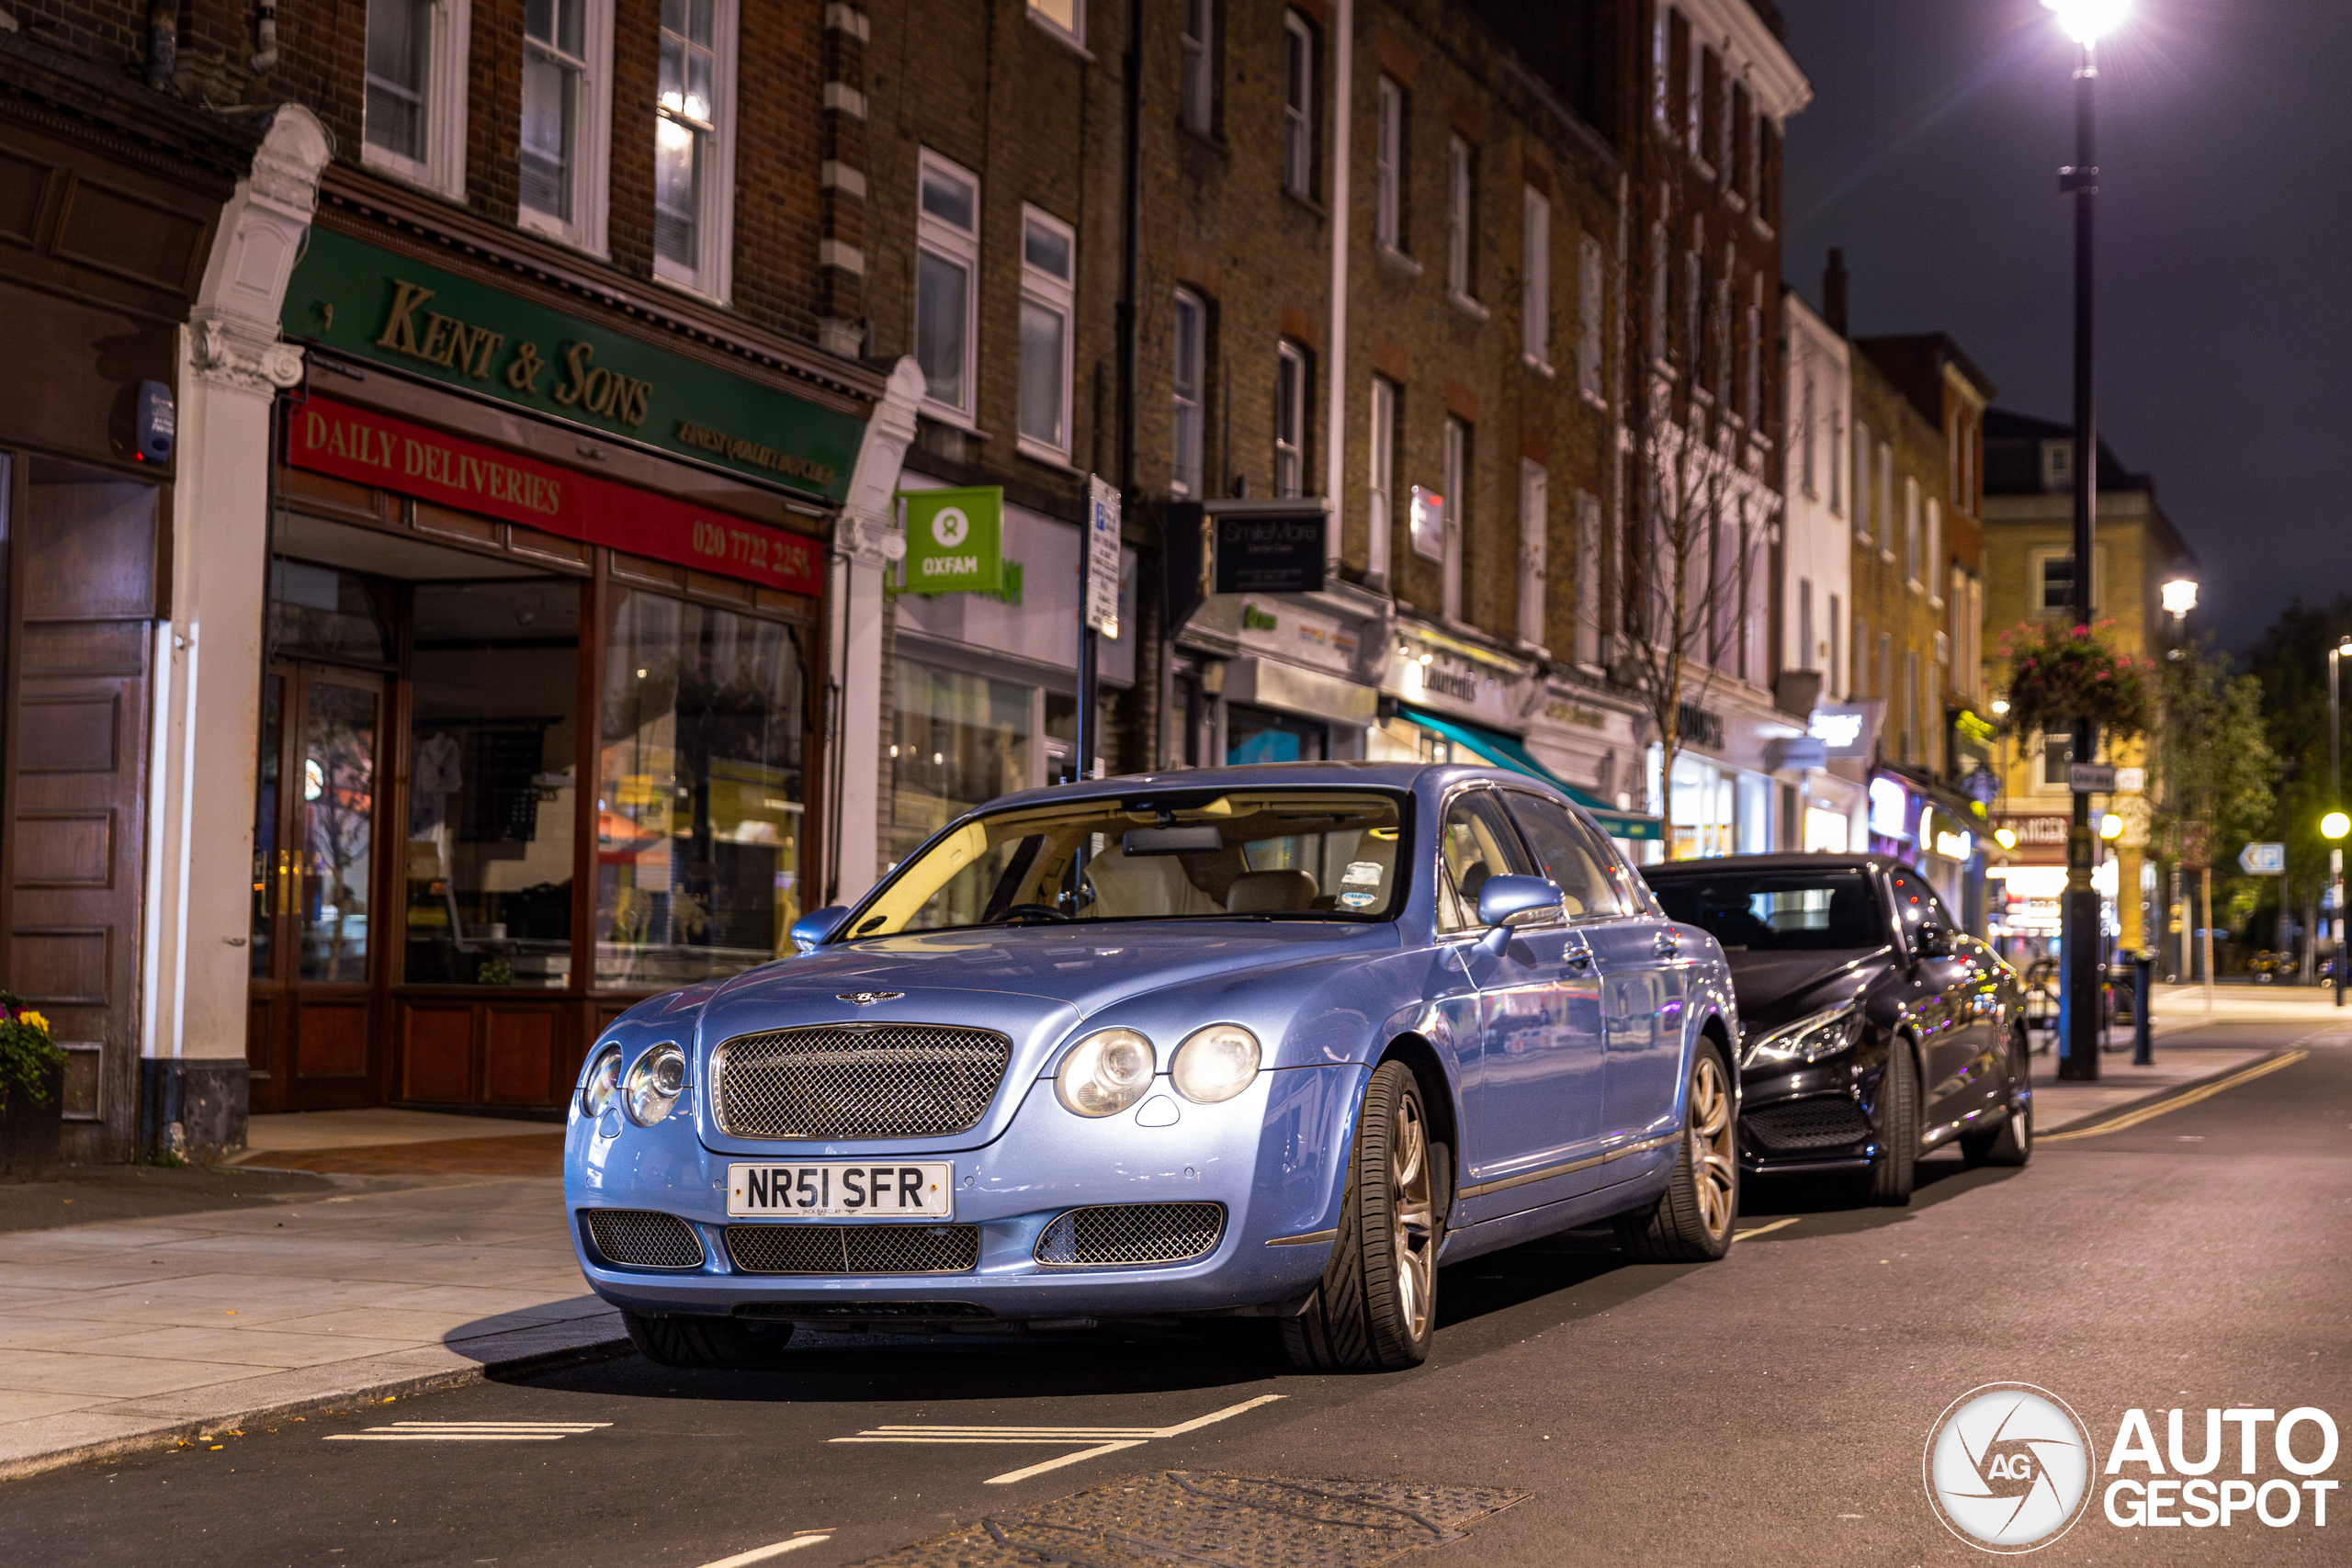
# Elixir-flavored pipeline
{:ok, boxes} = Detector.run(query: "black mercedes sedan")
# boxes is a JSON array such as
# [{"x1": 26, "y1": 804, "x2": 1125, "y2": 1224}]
[{"x1": 1639, "y1": 853, "x2": 2030, "y2": 1205}]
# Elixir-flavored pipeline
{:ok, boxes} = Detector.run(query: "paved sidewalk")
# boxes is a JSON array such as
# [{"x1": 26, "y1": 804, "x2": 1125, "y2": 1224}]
[{"x1": 0, "y1": 1164, "x2": 618, "y2": 1480}]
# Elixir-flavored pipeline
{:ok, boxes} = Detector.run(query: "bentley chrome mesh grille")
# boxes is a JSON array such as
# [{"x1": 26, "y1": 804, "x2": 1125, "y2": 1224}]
[
  {"x1": 584, "y1": 1209, "x2": 706, "y2": 1269},
  {"x1": 725, "y1": 1224, "x2": 981, "y2": 1275},
  {"x1": 1745, "y1": 1096, "x2": 1874, "y2": 1151},
  {"x1": 711, "y1": 1024, "x2": 1014, "y2": 1140},
  {"x1": 1034, "y1": 1202, "x2": 1227, "y2": 1268}
]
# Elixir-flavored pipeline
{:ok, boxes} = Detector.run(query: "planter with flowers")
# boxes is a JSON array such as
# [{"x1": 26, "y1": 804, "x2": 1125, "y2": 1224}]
[
  {"x1": 0, "y1": 991, "x2": 66, "y2": 1179},
  {"x1": 1996, "y1": 620, "x2": 2155, "y2": 744}
]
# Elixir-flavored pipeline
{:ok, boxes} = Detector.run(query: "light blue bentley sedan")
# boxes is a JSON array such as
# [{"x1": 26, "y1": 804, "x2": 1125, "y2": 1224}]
[{"x1": 567, "y1": 762, "x2": 1741, "y2": 1371}]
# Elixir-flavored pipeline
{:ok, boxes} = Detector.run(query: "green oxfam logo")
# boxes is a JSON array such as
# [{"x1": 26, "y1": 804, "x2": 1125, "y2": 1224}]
[{"x1": 901, "y1": 486, "x2": 1003, "y2": 594}]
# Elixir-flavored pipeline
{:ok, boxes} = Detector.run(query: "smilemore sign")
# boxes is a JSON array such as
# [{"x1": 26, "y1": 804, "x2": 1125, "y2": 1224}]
[{"x1": 901, "y1": 487, "x2": 1005, "y2": 594}]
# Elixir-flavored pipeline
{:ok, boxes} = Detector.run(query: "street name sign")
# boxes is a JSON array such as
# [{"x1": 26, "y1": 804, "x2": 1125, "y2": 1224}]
[{"x1": 2068, "y1": 763, "x2": 2118, "y2": 793}]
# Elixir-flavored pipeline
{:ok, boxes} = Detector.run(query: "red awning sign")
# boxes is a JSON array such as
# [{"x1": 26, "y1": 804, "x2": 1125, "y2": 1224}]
[{"x1": 288, "y1": 395, "x2": 824, "y2": 597}]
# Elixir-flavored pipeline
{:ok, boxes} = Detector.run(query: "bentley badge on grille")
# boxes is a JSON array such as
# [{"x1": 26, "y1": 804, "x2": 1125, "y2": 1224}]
[{"x1": 835, "y1": 991, "x2": 905, "y2": 1006}]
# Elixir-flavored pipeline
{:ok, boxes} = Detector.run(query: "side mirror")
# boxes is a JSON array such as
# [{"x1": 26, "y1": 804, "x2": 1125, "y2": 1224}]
[
  {"x1": 1476, "y1": 874, "x2": 1566, "y2": 955},
  {"x1": 1916, "y1": 920, "x2": 1953, "y2": 960},
  {"x1": 789, "y1": 905, "x2": 851, "y2": 953}
]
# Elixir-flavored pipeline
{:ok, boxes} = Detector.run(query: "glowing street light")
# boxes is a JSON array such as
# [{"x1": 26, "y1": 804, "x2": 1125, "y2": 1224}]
[
  {"x1": 2324, "y1": 812, "x2": 2350, "y2": 842},
  {"x1": 1996, "y1": 827, "x2": 2018, "y2": 851},
  {"x1": 2099, "y1": 813, "x2": 2125, "y2": 841},
  {"x1": 2161, "y1": 579, "x2": 2199, "y2": 621},
  {"x1": 2044, "y1": 0, "x2": 2129, "y2": 45},
  {"x1": 1991, "y1": 697, "x2": 2011, "y2": 716}
]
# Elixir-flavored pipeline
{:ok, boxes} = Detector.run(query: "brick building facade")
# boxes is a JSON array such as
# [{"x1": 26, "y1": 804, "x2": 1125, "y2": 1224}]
[{"x1": 0, "y1": 0, "x2": 909, "y2": 1156}]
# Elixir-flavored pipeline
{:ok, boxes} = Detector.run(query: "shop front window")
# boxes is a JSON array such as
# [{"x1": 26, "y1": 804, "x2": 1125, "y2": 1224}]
[
  {"x1": 1668, "y1": 751, "x2": 1734, "y2": 860},
  {"x1": 889, "y1": 659, "x2": 1034, "y2": 879},
  {"x1": 596, "y1": 591, "x2": 807, "y2": 988},
  {"x1": 1227, "y1": 704, "x2": 1327, "y2": 765},
  {"x1": 403, "y1": 581, "x2": 582, "y2": 987}
]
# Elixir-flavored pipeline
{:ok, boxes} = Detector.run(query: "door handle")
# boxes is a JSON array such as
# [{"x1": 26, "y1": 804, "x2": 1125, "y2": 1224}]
[
  {"x1": 1653, "y1": 931, "x2": 1680, "y2": 958},
  {"x1": 1564, "y1": 946, "x2": 1594, "y2": 973}
]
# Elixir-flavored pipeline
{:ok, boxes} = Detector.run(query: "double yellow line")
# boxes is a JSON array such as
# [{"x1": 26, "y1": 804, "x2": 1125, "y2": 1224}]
[{"x1": 2039, "y1": 1050, "x2": 2311, "y2": 1143}]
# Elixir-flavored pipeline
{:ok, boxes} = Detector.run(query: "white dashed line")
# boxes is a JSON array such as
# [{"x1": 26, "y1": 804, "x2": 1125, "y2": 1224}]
[
  {"x1": 325, "y1": 1422, "x2": 611, "y2": 1443},
  {"x1": 831, "y1": 1394, "x2": 1285, "y2": 1483},
  {"x1": 694, "y1": 1532, "x2": 833, "y2": 1568}
]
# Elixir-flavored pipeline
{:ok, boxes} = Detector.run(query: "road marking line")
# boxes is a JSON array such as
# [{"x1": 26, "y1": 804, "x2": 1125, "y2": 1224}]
[
  {"x1": 694, "y1": 1532, "x2": 832, "y2": 1568},
  {"x1": 325, "y1": 1421, "x2": 611, "y2": 1443},
  {"x1": 981, "y1": 1439, "x2": 1151, "y2": 1485},
  {"x1": 1734, "y1": 1217, "x2": 1802, "y2": 1240},
  {"x1": 2040, "y1": 1050, "x2": 2310, "y2": 1142},
  {"x1": 826, "y1": 1394, "x2": 1285, "y2": 1486}
]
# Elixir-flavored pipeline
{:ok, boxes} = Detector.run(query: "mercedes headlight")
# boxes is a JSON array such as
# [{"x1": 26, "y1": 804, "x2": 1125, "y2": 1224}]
[
  {"x1": 1744, "y1": 1003, "x2": 1863, "y2": 1069},
  {"x1": 1170, "y1": 1023, "x2": 1261, "y2": 1104},
  {"x1": 1056, "y1": 1028, "x2": 1157, "y2": 1117},
  {"x1": 623, "y1": 1043, "x2": 686, "y2": 1125},
  {"x1": 580, "y1": 1044, "x2": 623, "y2": 1119}
]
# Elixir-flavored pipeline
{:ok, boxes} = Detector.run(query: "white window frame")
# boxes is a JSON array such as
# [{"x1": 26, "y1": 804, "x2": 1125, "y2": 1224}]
[
  {"x1": 1744, "y1": 285, "x2": 1762, "y2": 423},
  {"x1": 1827, "y1": 400, "x2": 1844, "y2": 515},
  {"x1": 1904, "y1": 475, "x2": 1922, "y2": 591},
  {"x1": 1442, "y1": 415, "x2": 1468, "y2": 623},
  {"x1": 1926, "y1": 498, "x2": 1943, "y2": 606},
  {"x1": 1369, "y1": 374, "x2": 1398, "y2": 582},
  {"x1": 1850, "y1": 417, "x2": 1871, "y2": 541},
  {"x1": 1179, "y1": 0, "x2": 1213, "y2": 134},
  {"x1": 1445, "y1": 137, "x2": 1475, "y2": 302},
  {"x1": 1799, "y1": 363, "x2": 1816, "y2": 497},
  {"x1": 651, "y1": 0, "x2": 739, "y2": 301},
  {"x1": 1027, "y1": 0, "x2": 1083, "y2": 50},
  {"x1": 914, "y1": 148, "x2": 981, "y2": 424},
  {"x1": 1518, "y1": 459, "x2": 1548, "y2": 652},
  {"x1": 517, "y1": 0, "x2": 615, "y2": 254},
  {"x1": 1575, "y1": 490, "x2": 1602, "y2": 666},
  {"x1": 1826, "y1": 592, "x2": 1842, "y2": 698},
  {"x1": 2041, "y1": 439, "x2": 2074, "y2": 491},
  {"x1": 1877, "y1": 442, "x2": 1895, "y2": 560},
  {"x1": 362, "y1": 0, "x2": 472, "y2": 200},
  {"x1": 1374, "y1": 74, "x2": 1405, "y2": 253},
  {"x1": 1172, "y1": 288, "x2": 1206, "y2": 498},
  {"x1": 1274, "y1": 340, "x2": 1306, "y2": 498},
  {"x1": 1652, "y1": 5, "x2": 1671, "y2": 129},
  {"x1": 1576, "y1": 231, "x2": 1603, "y2": 399},
  {"x1": 1521, "y1": 185, "x2": 1551, "y2": 371},
  {"x1": 1686, "y1": 36, "x2": 1703, "y2": 155},
  {"x1": 1283, "y1": 13, "x2": 1315, "y2": 197},
  {"x1": 1797, "y1": 576, "x2": 1814, "y2": 672},
  {"x1": 1017, "y1": 205, "x2": 1077, "y2": 461}
]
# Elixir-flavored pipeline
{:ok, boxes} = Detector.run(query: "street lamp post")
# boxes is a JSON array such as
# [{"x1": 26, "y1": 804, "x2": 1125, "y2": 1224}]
[
  {"x1": 2330, "y1": 639, "x2": 2350, "y2": 1004},
  {"x1": 2047, "y1": 0, "x2": 2123, "y2": 1080}
]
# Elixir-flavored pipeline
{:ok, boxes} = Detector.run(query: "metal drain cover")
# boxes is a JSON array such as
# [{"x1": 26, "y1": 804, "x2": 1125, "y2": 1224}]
[{"x1": 854, "y1": 1470, "x2": 1529, "y2": 1568}]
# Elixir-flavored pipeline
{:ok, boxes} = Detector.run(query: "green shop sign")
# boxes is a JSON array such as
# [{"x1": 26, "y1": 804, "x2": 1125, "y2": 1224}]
[
  {"x1": 900, "y1": 487, "x2": 1005, "y2": 594},
  {"x1": 281, "y1": 226, "x2": 864, "y2": 503}
]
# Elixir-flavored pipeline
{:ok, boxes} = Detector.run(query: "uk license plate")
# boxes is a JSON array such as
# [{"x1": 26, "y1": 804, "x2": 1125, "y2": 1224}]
[{"x1": 726, "y1": 1161, "x2": 954, "y2": 1220}]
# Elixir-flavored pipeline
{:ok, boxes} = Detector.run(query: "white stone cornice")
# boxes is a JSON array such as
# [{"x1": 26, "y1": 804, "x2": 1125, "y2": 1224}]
[
  {"x1": 1679, "y1": 0, "x2": 1812, "y2": 121},
  {"x1": 191, "y1": 105, "x2": 330, "y2": 394}
]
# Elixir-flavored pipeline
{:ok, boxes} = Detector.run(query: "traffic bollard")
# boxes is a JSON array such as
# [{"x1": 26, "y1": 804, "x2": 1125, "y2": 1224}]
[{"x1": 2132, "y1": 952, "x2": 2154, "y2": 1066}]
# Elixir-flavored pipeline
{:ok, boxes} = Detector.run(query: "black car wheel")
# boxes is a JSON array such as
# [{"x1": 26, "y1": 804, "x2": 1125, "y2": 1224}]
[
  {"x1": 1962, "y1": 1028, "x2": 2033, "y2": 1168},
  {"x1": 623, "y1": 1310, "x2": 794, "y2": 1368},
  {"x1": 1611, "y1": 1039, "x2": 1738, "y2": 1262},
  {"x1": 1284, "y1": 1060, "x2": 1440, "y2": 1371},
  {"x1": 1866, "y1": 1037, "x2": 1919, "y2": 1207}
]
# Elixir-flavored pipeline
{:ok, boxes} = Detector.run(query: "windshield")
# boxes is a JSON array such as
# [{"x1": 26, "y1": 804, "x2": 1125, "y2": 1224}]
[
  {"x1": 1647, "y1": 868, "x2": 1887, "y2": 953},
  {"x1": 839, "y1": 790, "x2": 1410, "y2": 939}
]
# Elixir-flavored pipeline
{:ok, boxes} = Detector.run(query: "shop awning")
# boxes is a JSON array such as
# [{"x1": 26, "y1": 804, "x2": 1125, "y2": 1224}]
[{"x1": 1398, "y1": 705, "x2": 1664, "y2": 841}]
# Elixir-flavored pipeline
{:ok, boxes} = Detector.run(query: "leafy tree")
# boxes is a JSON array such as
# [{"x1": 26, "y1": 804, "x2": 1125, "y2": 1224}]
[{"x1": 2241, "y1": 595, "x2": 2352, "y2": 956}]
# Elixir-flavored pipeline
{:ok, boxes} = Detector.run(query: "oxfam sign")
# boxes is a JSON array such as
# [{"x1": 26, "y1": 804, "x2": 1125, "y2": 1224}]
[{"x1": 900, "y1": 486, "x2": 1004, "y2": 594}]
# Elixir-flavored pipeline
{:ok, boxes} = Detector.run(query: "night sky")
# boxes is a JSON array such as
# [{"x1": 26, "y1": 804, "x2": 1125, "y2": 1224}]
[{"x1": 1777, "y1": 0, "x2": 2352, "y2": 653}]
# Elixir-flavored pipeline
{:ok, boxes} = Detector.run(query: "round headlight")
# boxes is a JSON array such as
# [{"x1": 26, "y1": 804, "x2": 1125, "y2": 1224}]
[
  {"x1": 1055, "y1": 1028, "x2": 1156, "y2": 1117},
  {"x1": 580, "y1": 1045, "x2": 623, "y2": 1119},
  {"x1": 1170, "y1": 1023, "x2": 1261, "y2": 1104},
  {"x1": 624, "y1": 1043, "x2": 686, "y2": 1126}
]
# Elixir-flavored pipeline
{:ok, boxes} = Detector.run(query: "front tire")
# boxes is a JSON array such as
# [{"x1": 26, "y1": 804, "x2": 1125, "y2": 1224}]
[
  {"x1": 622, "y1": 1310, "x2": 794, "y2": 1369},
  {"x1": 1867, "y1": 1037, "x2": 1920, "y2": 1206},
  {"x1": 1962, "y1": 1030, "x2": 2033, "y2": 1168},
  {"x1": 1283, "y1": 1060, "x2": 1440, "y2": 1371},
  {"x1": 1611, "y1": 1039, "x2": 1737, "y2": 1262}
]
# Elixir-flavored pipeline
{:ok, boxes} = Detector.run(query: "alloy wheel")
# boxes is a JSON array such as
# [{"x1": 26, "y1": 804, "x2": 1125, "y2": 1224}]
[
  {"x1": 1688, "y1": 1054, "x2": 1736, "y2": 1239},
  {"x1": 1389, "y1": 1090, "x2": 1437, "y2": 1340}
]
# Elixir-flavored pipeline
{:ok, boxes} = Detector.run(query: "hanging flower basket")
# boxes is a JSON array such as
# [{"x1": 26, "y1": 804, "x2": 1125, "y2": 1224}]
[{"x1": 1995, "y1": 620, "x2": 2154, "y2": 741}]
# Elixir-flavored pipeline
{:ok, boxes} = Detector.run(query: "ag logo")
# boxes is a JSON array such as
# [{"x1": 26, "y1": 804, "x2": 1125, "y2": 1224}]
[
  {"x1": 930, "y1": 505, "x2": 970, "y2": 549},
  {"x1": 1925, "y1": 1383, "x2": 2097, "y2": 1552}
]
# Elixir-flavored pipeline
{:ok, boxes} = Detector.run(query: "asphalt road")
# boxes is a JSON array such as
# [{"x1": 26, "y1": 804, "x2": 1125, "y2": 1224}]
[{"x1": 6, "y1": 1019, "x2": 2348, "y2": 1568}]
